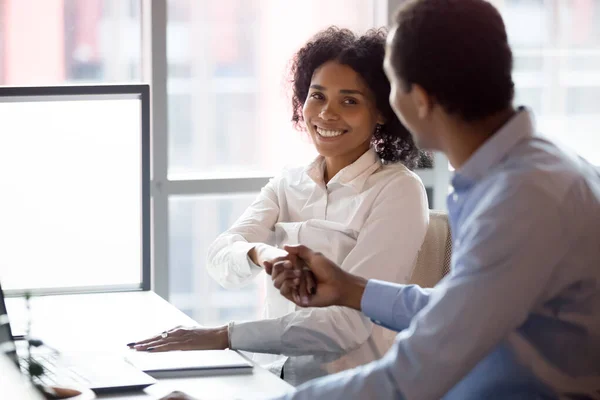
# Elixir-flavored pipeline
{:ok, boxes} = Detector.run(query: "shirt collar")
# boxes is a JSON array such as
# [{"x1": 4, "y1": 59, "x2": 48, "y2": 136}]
[
  {"x1": 305, "y1": 147, "x2": 382, "y2": 192},
  {"x1": 452, "y1": 107, "x2": 535, "y2": 190}
]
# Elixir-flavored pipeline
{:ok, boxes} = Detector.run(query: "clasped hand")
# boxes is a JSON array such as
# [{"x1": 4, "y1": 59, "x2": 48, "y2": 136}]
[
  {"x1": 264, "y1": 254, "x2": 317, "y2": 306},
  {"x1": 264, "y1": 245, "x2": 366, "y2": 310},
  {"x1": 251, "y1": 243, "x2": 317, "y2": 305}
]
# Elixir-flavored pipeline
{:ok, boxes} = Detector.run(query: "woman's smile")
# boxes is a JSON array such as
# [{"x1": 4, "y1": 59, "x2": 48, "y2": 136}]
[{"x1": 315, "y1": 126, "x2": 348, "y2": 139}]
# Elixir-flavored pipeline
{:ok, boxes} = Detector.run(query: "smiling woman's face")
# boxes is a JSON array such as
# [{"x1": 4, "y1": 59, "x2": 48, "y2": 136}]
[{"x1": 303, "y1": 61, "x2": 383, "y2": 163}]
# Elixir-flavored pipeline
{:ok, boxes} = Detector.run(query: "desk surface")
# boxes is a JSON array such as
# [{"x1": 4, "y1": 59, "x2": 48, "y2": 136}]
[{"x1": 5, "y1": 291, "x2": 293, "y2": 400}]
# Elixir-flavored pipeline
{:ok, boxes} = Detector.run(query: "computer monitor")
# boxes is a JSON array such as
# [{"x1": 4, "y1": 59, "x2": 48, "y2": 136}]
[{"x1": 0, "y1": 85, "x2": 150, "y2": 294}]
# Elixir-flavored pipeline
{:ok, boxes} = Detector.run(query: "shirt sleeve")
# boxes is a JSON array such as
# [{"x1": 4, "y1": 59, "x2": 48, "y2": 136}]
[
  {"x1": 231, "y1": 174, "x2": 429, "y2": 357},
  {"x1": 269, "y1": 356, "x2": 405, "y2": 400},
  {"x1": 206, "y1": 176, "x2": 281, "y2": 289},
  {"x1": 361, "y1": 280, "x2": 434, "y2": 332},
  {"x1": 272, "y1": 180, "x2": 571, "y2": 400}
]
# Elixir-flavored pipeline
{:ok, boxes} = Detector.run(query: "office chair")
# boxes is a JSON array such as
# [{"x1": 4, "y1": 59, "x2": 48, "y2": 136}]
[{"x1": 410, "y1": 210, "x2": 452, "y2": 288}]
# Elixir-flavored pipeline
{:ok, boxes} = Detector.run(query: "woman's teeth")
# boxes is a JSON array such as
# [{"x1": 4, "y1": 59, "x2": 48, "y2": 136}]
[{"x1": 316, "y1": 127, "x2": 345, "y2": 137}]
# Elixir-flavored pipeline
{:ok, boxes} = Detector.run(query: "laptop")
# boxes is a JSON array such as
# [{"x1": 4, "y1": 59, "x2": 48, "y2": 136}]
[{"x1": 0, "y1": 283, "x2": 156, "y2": 394}]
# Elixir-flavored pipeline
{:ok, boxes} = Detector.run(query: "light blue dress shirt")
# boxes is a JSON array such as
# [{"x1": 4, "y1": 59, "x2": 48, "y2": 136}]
[{"x1": 272, "y1": 109, "x2": 600, "y2": 400}]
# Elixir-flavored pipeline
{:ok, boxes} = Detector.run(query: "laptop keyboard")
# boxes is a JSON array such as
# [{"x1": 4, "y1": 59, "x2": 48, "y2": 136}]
[{"x1": 20, "y1": 353, "x2": 92, "y2": 387}]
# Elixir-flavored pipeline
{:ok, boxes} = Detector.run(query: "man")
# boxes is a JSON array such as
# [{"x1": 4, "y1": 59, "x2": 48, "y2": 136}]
[{"x1": 267, "y1": 0, "x2": 600, "y2": 398}]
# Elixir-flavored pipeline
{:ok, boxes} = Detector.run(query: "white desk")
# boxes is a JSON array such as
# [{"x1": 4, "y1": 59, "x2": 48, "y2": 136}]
[{"x1": 5, "y1": 291, "x2": 293, "y2": 400}]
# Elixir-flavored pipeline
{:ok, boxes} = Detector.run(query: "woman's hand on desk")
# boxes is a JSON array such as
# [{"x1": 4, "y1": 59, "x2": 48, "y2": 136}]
[{"x1": 127, "y1": 325, "x2": 229, "y2": 352}]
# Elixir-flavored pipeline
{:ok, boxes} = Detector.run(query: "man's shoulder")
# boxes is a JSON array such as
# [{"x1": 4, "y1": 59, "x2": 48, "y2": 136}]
[
  {"x1": 486, "y1": 136, "x2": 590, "y2": 203},
  {"x1": 463, "y1": 136, "x2": 599, "y2": 233}
]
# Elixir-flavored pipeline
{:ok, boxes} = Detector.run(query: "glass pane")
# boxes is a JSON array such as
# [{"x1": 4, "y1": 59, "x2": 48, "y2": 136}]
[
  {"x1": 167, "y1": 0, "x2": 381, "y2": 178},
  {"x1": 491, "y1": 0, "x2": 600, "y2": 165},
  {"x1": 169, "y1": 194, "x2": 265, "y2": 326},
  {"x1": 0, "y1": 0, "x2": 141, "y2": 85}
]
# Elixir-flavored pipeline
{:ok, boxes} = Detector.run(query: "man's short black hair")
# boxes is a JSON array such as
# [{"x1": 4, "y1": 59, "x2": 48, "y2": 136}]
[{"x1": 391, "y1": 0, "x2": 514, "y2": 121}]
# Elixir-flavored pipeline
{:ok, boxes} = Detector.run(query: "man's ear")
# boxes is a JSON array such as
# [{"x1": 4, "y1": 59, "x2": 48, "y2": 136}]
[{"x1": 410, "y1": 84, "x2": 433, "y2": 119}]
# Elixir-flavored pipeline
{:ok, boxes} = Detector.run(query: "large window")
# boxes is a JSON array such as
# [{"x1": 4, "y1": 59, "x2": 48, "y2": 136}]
[
  {"x1": 166, "y1": 0, "x2": 386, "y2": 325},
  {"x1": 490, "y1": 0, "x2": 600, "y2": 165},
  {"x1": 3, "y1": 0, "x2": 597, "y2": 326},
  {"x1": 0, "y1": 0, "x2": 385, "y2": 324},
  {"x1": 167, "y1": 0, "x2": 381, "y2": 178}
]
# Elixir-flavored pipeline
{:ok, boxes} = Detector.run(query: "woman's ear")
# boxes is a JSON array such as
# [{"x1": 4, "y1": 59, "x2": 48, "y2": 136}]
[
  {"x1": 376, "y1": 113, "x2": 386, "y2": 126},
  {"x1": 410, "y1": 84, "x2": 433, "y2": 119}
]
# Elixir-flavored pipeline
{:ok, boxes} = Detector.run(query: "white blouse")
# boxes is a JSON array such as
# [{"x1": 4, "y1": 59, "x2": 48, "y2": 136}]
[{"x1": 206, "y1": 147, "x2": 429, "y2": 386}]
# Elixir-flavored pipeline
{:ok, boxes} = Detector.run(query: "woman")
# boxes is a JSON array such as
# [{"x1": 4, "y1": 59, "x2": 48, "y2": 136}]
[{"x1": 129, "y1": 27, "x2": 429, "y2": 386}]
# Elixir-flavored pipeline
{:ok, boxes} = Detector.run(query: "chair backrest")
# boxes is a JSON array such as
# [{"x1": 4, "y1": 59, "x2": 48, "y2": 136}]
[{"x1": 409, "y1": 210, "x2": 452, "y2": 288}]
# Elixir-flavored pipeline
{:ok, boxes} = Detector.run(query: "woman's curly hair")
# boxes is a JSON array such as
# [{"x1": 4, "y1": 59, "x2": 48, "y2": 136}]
[{"x1": 289, "y1": 27, "x2": 431, "y2": 169}]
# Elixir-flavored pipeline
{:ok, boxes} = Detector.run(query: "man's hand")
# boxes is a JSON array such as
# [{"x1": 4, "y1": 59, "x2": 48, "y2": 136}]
[
  {"x1": 264, "y1": 253, "x2": 316, "y2": 301},
  {"x1": 249, "y1": 243, "x2": 317, "y2": 298},
  {"x1": 270, "y1": 245, "x2": 368, "y2": 310},
  {"x1": 127, "y1": 325, "x2": 229, "y2": 352}
]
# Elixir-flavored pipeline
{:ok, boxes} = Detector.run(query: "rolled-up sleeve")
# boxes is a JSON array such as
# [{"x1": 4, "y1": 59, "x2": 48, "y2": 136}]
[{"x1": 206, "y1": 176, "x2": 281, "y2": 289}]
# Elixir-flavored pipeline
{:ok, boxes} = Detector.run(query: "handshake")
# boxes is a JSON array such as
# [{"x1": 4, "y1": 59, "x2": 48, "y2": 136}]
[{"x1": 255, "y1": 244, "x2": 368, "y2": 311}]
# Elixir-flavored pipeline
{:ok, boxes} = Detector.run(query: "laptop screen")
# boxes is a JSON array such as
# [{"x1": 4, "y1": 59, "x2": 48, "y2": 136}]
[{"x1": 0, "y1": 283, "x2": 17, "y2": 364}]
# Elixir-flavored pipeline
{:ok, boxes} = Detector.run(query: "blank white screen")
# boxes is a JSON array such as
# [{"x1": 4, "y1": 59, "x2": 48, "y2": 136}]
[{"x1": 0, "y1": 96, "x2": 143, "y2": 291}]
